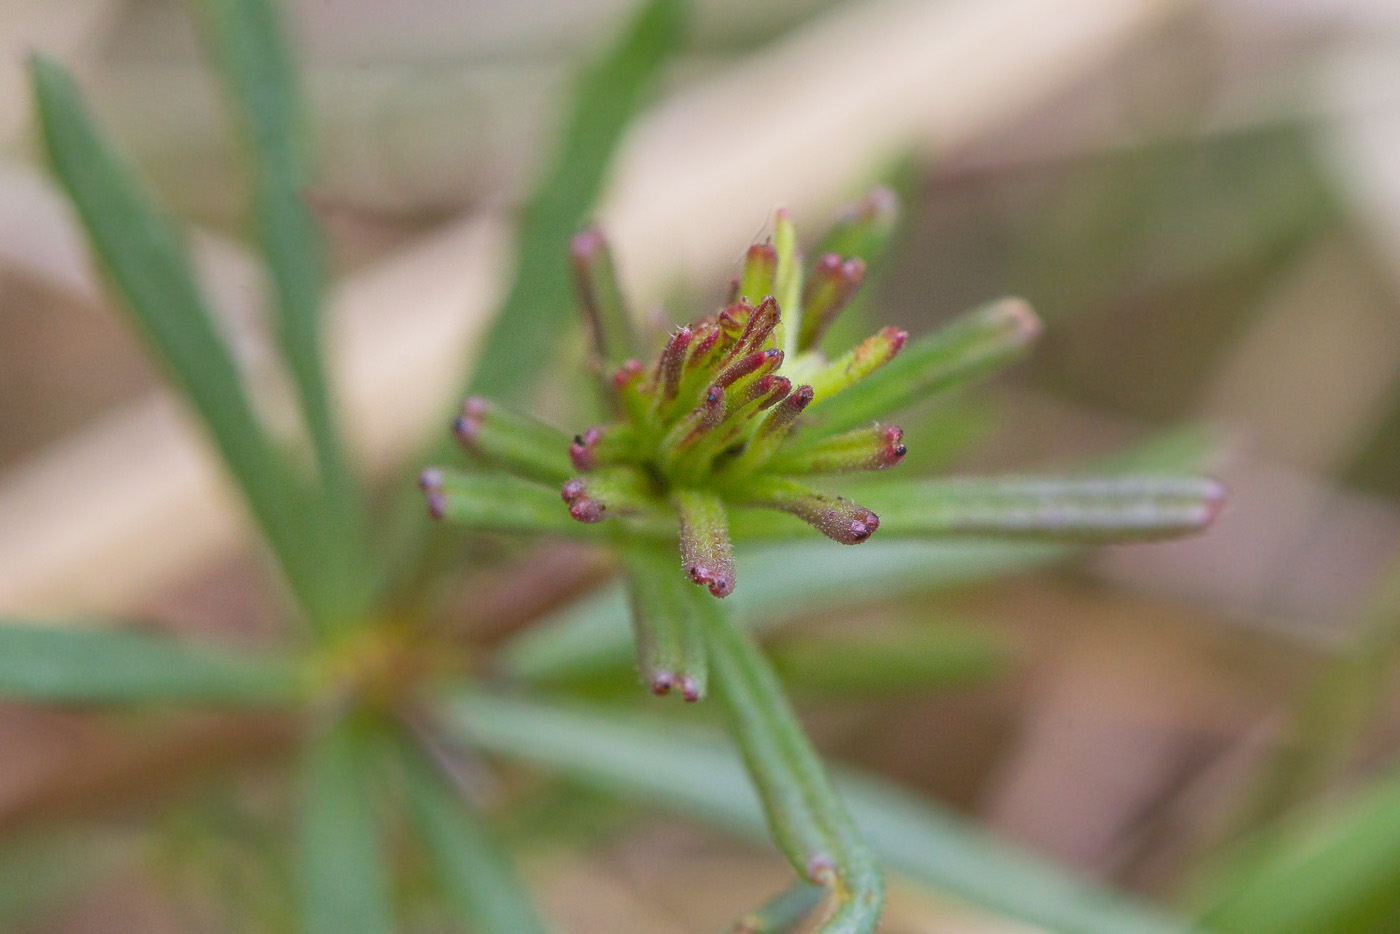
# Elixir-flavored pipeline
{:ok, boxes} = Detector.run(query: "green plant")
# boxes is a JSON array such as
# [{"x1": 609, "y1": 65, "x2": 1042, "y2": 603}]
[{"x1": 4, "y1": 1, "x2": 1263, "y2": 933}]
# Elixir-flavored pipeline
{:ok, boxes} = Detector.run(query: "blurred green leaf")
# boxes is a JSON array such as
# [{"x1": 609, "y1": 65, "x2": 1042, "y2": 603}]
[
  {"x1": 0, "y1": 829, "x2": 133, "y2": 928},
  {"x1": 299, "y1": 717, "x2": 394, "y2": 934},
  {"x1": 498, "y1": 538, "x2": 1064, "y2": 685},
  {"x1": 1199, "y1": 768, "x2": 1400, "y2": 934},
  {"x1": 802, "y1": 297, "x2": 1040, "y2": 439},
  {"x1": 728, "y1": 882, "x2": 825, "y2": 934},
  {"x1": 28, "y1": 56, "x2": 326, "y2": 625},
  {"x1": 845, "y1": 475, "x2": 1224, "y2": 543},
  {"x1": 699, "y1": 597, "x2": 883, "y2": 931},
  {"x1": 0, "y1": 622, "x2": 300, "y2": 706},
  {"x1": 467, "y1": 0, "x2": 687, "y2": 401},
  {"x1": 192, "y1": 0, "x2": 372, "y2": 627},
  {"x1": 397, "y1": 740, "x2": 550, "y2": 934},
  {"x1": 622, "y1": 541, "x2": 708, "y2": 699},
  {"x1": 441, "y1": 692, "x2": 1198, "y2": 934},
  {"x1": 770, "y1": 626, "x2": 1008, "y2": 697}
]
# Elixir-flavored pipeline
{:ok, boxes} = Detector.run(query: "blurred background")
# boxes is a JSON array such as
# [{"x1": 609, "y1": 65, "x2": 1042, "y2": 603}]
[{"x1": 4, "y1": 0, "x2": 1400, "y2": 930}]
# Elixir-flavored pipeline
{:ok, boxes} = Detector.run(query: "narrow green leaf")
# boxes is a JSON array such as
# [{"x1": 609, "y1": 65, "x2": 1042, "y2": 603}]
[
  {"x1": 299, "y1": 716, "x2": 393, "y2": 934},
  {"x1": 454, "y1": 397, "x2": 576, "y2": 485},
  {"x1": 726, "y1": 881, "x2": 824, "y2": 933},
  {"x1": 769, "y1": 627, "x2": 1008, "y2": 697},
  {"x1": 420, "y1": 469, "x2": 599, "y2": 536},
  {"x1": 397, "y1": 739, "x2": 550, "y2": 934},
  {"x1": 192, "y1": 0, "x2": 372, "y2": 625},
  {"x1": 28, "y1": 56, "x2": 325, "y2": 624},
  {"x1": 0, "y1": 623, "x2": 301, "y2": 706},
  {"x1": 622, "y1": 543, "x2": 708, "y2": 700},
  {"x1": 699, "y1": 598, "x2": 884, "y2": 931},
  {"x1": 440, "y1": 692, "x2": 1199, "y2": 934},
  {"x1": 572, "y1": 226, "x2": 640, "y2": 367},
  {"x1": 1199, "y1": 768, "x2": 1400, "y2": 934},
  {"x1": 497, "y1": 539, "x2": 1066, "y2": 685},
  {"x1": 801, "y1": 297, "x2": 1041, "y2": 439},
  {"x1": 466, "y1": 0, "x2": 687, "y2": 401},
  {"x1": 845, "y1": 475, "x2": 1225, "y2": 543}
]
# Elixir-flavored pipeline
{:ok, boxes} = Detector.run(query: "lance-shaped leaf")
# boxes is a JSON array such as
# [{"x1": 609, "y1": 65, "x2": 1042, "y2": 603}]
[
  {"x1": 420, "y1": 469, "x2": 593, "y2": 535},
  {"x1": 571, "y1": 226, "x2": 638, "y2": 366},
  {"x1": 29, "y1": 57, "x2": 326, "y2": 624},
  {"x1": 396, "y1": 738, "x2": 549, "y2": 934},
  {"x1": 846, "y1": 475, "x2": 1225, "y2": 543},
  {"x1": 622, "y1": 543, "x2": 708, "y2": 699},
  {"x1": 439, "y1": 692, "x2": 1200, "y2": 934},
  {"x1": 695, "y1": 598, "x2": 883, "y2": 931},
  {"x1": 769, "y1": 626, "x2": 1008, "y2": 697},
  {"x1": 738, "y1": 477, "x2": 879, "y2": 545},
  {"x1": 299, "y1": 716, "x2": 393, "y2": 934},
  {"x1": 466, "y1": 0, "x2": 687, "y2": 401},
  {"x1": 802, "y1": 297, "x2": 1041, "y2": 438},
  {"x1": 1197, "y1": 768, "x2": 1400, "y2": 934},
  {"x1": 192, "y1": 0, "x2": 372, "y2": 626},
  {"x1": 675, "y1": 488, "x2": 737, "y2": 597},
  {"x1": 454, "y1": 397, "x2": 575, "y2": 484},
  {"x1": 766, "y1": 424, "x2": 906, "y2": 475},
  {"x1": 0, "y1": 623, "x2": 301, "y2": 706},
  {"x1": 728, "y1": 882, "x2": 825, "y2": 934},
  {"x1": 738, "y1": 243, "x2": 779, "y2": 304}
]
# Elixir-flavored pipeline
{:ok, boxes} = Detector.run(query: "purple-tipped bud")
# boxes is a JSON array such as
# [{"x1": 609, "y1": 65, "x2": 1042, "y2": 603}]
[
  {"x1": 560, "y1": 478, "x2": 606, "y2": 523},
  {"x1": 612, "y1": 358, "x2": 643, "y2": 391},
  {"x1": 452, "y1": 397, "x2": 488, "y2": 450},
  {"x1": 745, "y1": 479, "x2": 880, "y2": 544},
  {"x1": 762, "y1": 383, "x2": 814, "y2": 437},
  {"x1": 679, "y1": 676, "x2": 704, "y2": 703},
  {"x1": 738, "y1": 242, "x2": 778, "y2": 303},
  {"x1": 649, "y1": 671, "x2": 677, "y2": 696},
  {"x1": 569, "y1": 426, "x2": 605, "y2": 471},
  {"x1": 656, "y1": 327, "x2": 694, "y2": 401},
  {"x1": 771, "y1": 423, "x2": 906, "y2": 474},
  {"x1": 685, "y1": 323, "x2": 723, "y2": 371},
  {"x1": 740, "y1": 374, "x2": 792, "y2": 411},
  {"x1": 797, "y1": 254, "x2": 866, "y2": 350},
  {"x1": 736, "y1": 296, "x2": 780, "y2": 353},
  {"x1": 715, "y1": 348, "x2": 781, "y2": 390},
  {"x1": 418, "y1": 469, "x2": 446, "y2": 519},
  {"x1": 675, "y1": 490, "x2": 736, "y2": 598}
]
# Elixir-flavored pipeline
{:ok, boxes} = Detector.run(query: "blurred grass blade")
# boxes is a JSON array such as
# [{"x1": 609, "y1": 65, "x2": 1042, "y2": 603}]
[
  {"x1": 397, "y1": 738, "x2": 550, "y2": 934},
  {"x1": 466, "y1": 0, "x2": 687, "y2": 401},
  {"x1": 849, "y1": 475, "x2": 1225, "y2": 543},
  {"x1": 28, "y1": 56, "x2": 326, "y2": 623},
  {"x1": 769, "y1": 627, "x2": 1008, "y2": 697},
  {"x1": 0, "y1": 623, "x2": 301, "y2": 706},
  {"x1": 622, "y1": 543, "x2": 708, "y2": 700},
  {"x1": 192, "y1": 0, "x2": 372, "y2": 623},
  {"x1": 299, "y1": 716, "x2": 393, "y2": 934},
  {"x1": 498, "y1": 539, "x2": 1065, "y2": 685},
  {"x1": 802, "y1": 297, "x2": 1041, "y2": 438},
  {"x1": 727, "y1": 882, "x2": 824, "y2": 933},
  {"x1": 440, "y1": 692, "x2": 1198, "y2": 934},
  {"x1": 1198, "y1": 768, "x2": 1400, "y2": 934},
  {"x1": 699, "y1": 598, "x2": 884, "y2": 931}
]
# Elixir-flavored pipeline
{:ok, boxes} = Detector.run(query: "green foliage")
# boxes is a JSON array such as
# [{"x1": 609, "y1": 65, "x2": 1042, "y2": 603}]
[
  {"x1": 442, "y1": 692, "x2": 1201, "y2": 934},
  {"x1": 298, "y1": 718, "x2": 393, "y2": 934},
  {"x1": 0, "y1": 623, "x2": 301, "y2": 706}
]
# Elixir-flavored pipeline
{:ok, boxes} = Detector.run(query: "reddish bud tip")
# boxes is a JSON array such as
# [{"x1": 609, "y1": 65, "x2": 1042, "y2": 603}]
[
  {"x1": 680, "y1": 677, "x2": 703, "y2": 703},
  {"x1": 568, "y1": 498, "x2": 606, "y2": 523},
  {"x1": 612, "y1": 358, "x2": 643, "y2": 389},
  {"x1": 881, "y1": 425, "x2": 907, "y2": 467},
  {"x1": 418, "y1": 469, "x2": 443, "y2": 492},
  {"x1": 569, "y1": 226, "x2": 604, "y2": 262},
  {"x1": 426, "y1": 492, "x2": 447, "y2": 520},
  {"x1": 649, "y1": 672, "x2": 676, "y2": 696},
  {"x1": 569, "y1": 426, "x2": 604, "y2": 471},
  {"x1": 686, "y1": 563, "x2": 735, "y2": 598}
]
